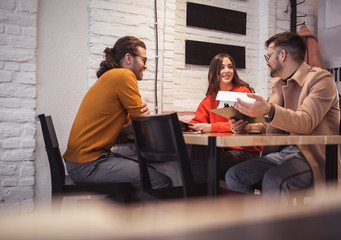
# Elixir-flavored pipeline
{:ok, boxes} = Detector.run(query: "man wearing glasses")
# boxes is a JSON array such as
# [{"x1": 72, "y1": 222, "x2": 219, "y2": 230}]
[
  {"x1": 63, "y1": 36, "x2": 171, "y2": 191},
  {"x1": 226, "y1": 32, "x2": 339, "y2": 204}
]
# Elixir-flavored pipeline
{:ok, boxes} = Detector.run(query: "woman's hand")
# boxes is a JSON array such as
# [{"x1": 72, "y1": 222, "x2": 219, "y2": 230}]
[
  {"x1": 189, "y1": 123, "x2": 212, "y2": 133},
  {"x1": 229, "y1": 119, "x2": 249, "y2": 133}
]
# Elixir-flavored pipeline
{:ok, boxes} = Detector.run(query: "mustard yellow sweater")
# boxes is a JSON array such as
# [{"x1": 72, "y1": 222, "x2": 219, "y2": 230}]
[{"x1": 63, "y1": 69, "x2": 142, "y2": 163}]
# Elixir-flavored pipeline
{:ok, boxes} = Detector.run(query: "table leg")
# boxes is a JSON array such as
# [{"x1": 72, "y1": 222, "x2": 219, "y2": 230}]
[
  {"x1": 208, "y1": 136, "x2": 218, "y2": 196},
  {"x1": 325, "y1": 144, "x2": 338, "y2": 181}
]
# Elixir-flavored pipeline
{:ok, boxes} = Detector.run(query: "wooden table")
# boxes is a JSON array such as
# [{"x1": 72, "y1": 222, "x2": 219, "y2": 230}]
[{"x1": 183, "y1": 133, "x2": 341, "y2": 196}]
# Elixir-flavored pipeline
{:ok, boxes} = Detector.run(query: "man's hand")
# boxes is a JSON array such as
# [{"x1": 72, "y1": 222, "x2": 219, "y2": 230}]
[
  {"x1": 234, "y1": 93, "x2": 271, "y2": 118},
  {"x1": 140, "y1": 102, "x2": 150, "y2": 116}
]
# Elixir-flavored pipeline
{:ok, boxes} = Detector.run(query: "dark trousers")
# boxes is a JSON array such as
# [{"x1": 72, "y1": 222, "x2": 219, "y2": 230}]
[{"x1": 189, "y1": 144, "x2": 260, "y2": 183}]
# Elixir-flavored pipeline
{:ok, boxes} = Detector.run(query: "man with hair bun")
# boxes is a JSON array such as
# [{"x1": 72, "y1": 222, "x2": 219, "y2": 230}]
[{"x1": 63, "y1": 36, "x2": 171, "y2": 191}]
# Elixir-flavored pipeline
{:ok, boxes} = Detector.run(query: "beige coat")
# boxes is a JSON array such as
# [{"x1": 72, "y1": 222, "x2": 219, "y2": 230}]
[{"x1": 264, "y1": 62, "x2": 339, "y2": 186}]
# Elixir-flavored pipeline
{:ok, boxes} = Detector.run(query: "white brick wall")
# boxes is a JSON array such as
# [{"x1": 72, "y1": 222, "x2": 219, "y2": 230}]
[
  {"x1": 89, "y1": 0, "x2": 315, "y2": 113},
  {"x1": 89, "y1": 0, "x2": 176, "y2": 113},
  {"x1": 0, "y1": 0, "x2": 37, "y2": 213}
]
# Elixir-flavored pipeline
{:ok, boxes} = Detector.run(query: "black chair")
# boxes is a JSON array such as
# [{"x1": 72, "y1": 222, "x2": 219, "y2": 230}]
[
  {"x1": 131, "y1": 112, "x2": 207, "y2": 201},
  {"x1": 38, "y1": 114, "x2": 134, "y2": 209}
]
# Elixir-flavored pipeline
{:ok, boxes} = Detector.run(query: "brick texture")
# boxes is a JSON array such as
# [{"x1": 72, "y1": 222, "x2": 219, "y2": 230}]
[
  {"x1": 0, "y1": 0, "x2": 37, "y2": 213},
  {"x1": 89, "y1": 0, "x2": 315, "y2": 113}
]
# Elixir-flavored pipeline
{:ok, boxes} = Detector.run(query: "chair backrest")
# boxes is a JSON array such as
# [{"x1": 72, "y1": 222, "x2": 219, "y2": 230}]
[
  {"x1": 38, "y1": 114, "x2": 65, "y2": 194},
  {"x1": 131, "y1": 112, "x2": 197, "y2": 197}
]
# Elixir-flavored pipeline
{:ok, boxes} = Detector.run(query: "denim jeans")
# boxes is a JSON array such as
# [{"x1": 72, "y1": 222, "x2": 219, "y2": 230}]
[{"x1": 225, "y1": 145, "x2": 313, "y2": 205}]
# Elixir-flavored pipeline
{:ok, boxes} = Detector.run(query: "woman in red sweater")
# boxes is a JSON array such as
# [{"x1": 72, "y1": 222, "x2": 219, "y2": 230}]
[{"x1": 189, "y1": 53, "x2": 262, "y2": 183}]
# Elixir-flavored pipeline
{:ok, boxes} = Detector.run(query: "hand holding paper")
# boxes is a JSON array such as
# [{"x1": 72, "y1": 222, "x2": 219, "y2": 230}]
[
  {"x1": 234, "y1": 93, "x2": 271, "y2": 118},
  {"x1": 216, "y1": 91, "x2": 255, "y2": 108},
  {"x1": 210, "y1": 91, "x2": 264, "y2": 123}
]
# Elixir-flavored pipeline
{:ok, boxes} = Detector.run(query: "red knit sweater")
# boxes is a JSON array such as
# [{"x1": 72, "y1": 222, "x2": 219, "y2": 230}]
[{"x1": 190, "y1": 86, "x2": 262, "y2": 152}]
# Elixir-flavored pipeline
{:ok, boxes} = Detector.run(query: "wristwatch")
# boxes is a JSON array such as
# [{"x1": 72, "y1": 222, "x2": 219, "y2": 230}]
[{"x1": 263, "y1": 103, "x2": 275, "y2": 123}]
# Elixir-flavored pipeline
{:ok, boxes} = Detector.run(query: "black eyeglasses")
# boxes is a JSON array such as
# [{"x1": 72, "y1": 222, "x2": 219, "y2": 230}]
[
  {"x1": 264, "y1": 50, "x2": 281, "y2": 62},
  {"x1": 135, "y1": 55, "x2": 147, "y2": 65}
]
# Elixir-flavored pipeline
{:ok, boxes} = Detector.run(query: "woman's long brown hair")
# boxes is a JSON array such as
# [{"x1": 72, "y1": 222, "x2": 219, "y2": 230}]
[{"x1": 206, "y1": 53, "x2": 254, "y2": 104}]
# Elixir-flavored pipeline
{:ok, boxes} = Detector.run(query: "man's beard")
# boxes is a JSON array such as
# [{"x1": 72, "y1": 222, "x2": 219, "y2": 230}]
[
  {"x1": 133, "y1": 68, "x2": 143, "y2": 80},
  {"x1": 131, "y1": 60, "x2": 143, "y2": 80},
  {"x1": 270, "y1": 57, "x2": 281, "y2": 78}
]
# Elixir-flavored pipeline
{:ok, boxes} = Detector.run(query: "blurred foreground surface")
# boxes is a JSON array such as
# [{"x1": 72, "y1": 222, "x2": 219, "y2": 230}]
[{"x1": 1, "y1": 184, "x2": 341, "y2": 240}]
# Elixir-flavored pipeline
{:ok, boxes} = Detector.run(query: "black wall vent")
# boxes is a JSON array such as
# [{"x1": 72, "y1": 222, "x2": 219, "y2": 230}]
[
  {"x1": 185, "y1": 40, "x2": 245, "y2": 68},
  {"x1": 186, "y1": 2, "x2": 246, "y2": 35}
]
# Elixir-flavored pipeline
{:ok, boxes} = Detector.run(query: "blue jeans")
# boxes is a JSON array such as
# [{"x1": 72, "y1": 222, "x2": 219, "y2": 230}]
[{"x1": 225, "y1": 146, "x2": 313, "y2": 204}]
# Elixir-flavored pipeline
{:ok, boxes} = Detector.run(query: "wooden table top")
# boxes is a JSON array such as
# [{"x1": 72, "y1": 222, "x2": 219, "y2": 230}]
[{"x1": 183, "y1": 133, "x2": 341, "y2": 147}]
